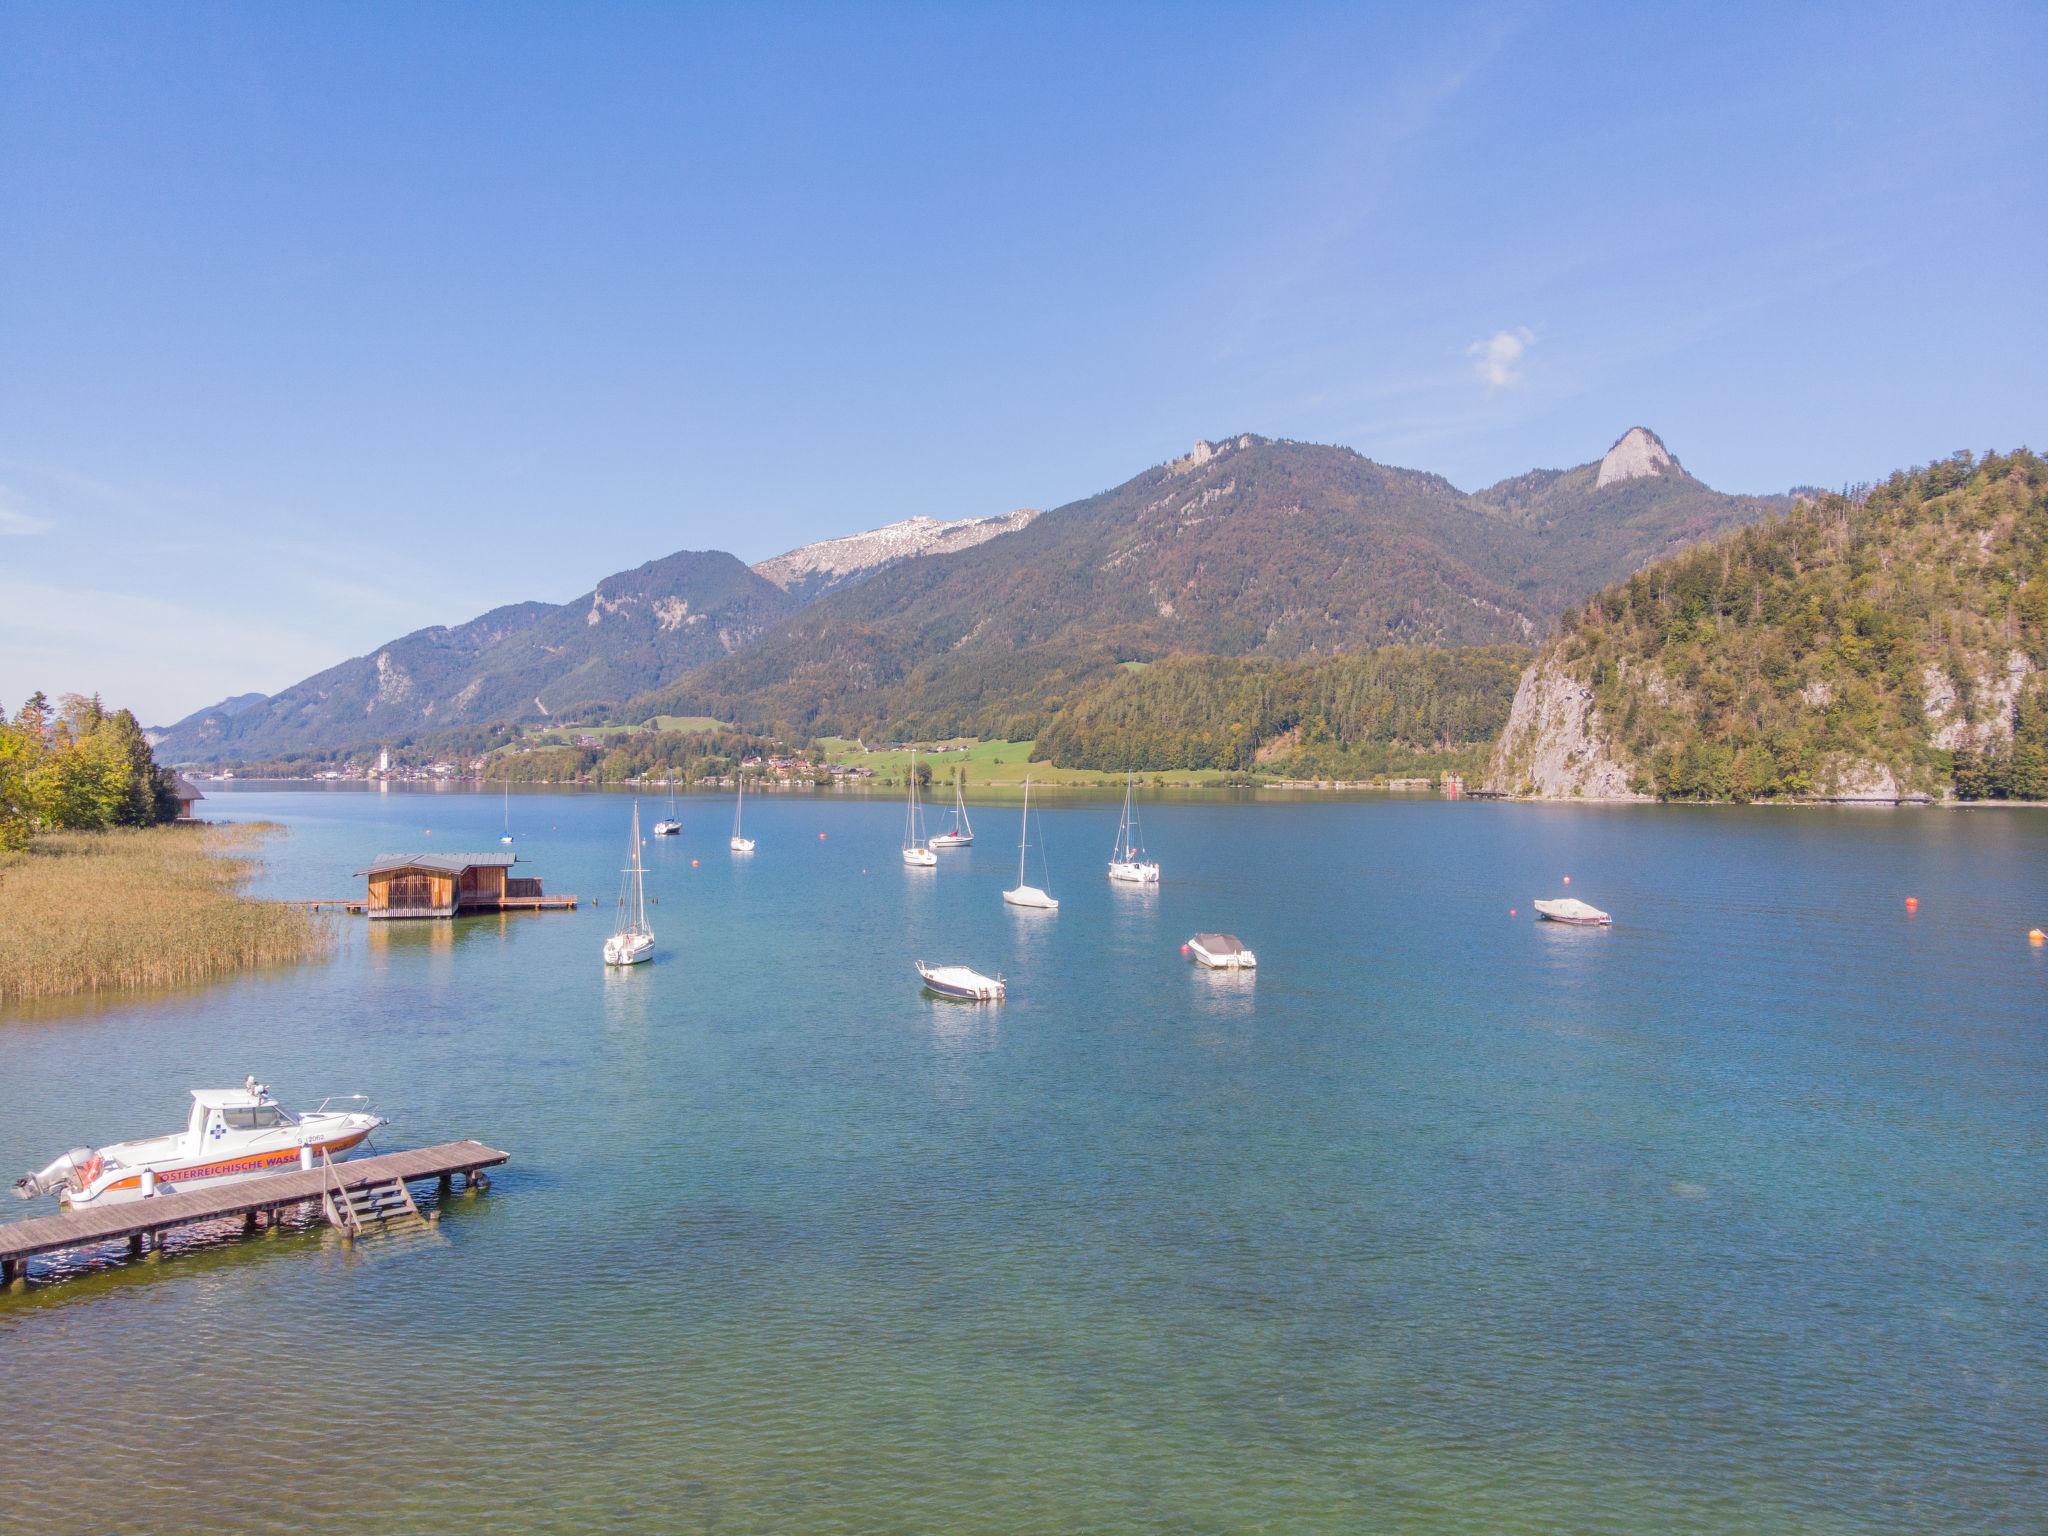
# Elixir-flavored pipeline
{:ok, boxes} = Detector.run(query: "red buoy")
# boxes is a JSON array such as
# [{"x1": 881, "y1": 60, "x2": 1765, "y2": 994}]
[
  {"x1": 1179, "y1": 943, "x2": 1190, "y2": 955},
  {"x1": 691, "y1": 858, "x2": 699, "y2": 868},
  {"x1": 1509, "y1": 908, "x2": 1517, "y2": 917},
  {"x1": 1562, "y1": 875, "x2": 1571, "y2": 885},
  {"x1": 1905, "y1": 896, "x2": 1919, "y2": 911}
]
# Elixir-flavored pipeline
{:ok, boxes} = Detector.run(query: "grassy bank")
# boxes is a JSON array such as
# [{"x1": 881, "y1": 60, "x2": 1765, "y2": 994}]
[
  {"x1": 0, "y1": 824, "x2": 330, "y2": 1006},
  {"x1": 814, "y1": 737, "x2": 1239, "y2": 788}
]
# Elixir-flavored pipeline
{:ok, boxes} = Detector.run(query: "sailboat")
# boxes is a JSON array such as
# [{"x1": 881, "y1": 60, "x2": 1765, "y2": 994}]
[
  {"x1": 653, "y1": 776, "x2": 682, "y2": 837},
  {"x1": 930, "y1": 771, "x2": 974, "y2": 848},
  {"x1": 603, "y1": 802, "x2": 655, "y2": 966},
  {"x1": 730, "y1": 768, "x2": 756, "y2": 853},
  {"x1": 902, "y1": 749, "x2": 937, "y2": 866},
  {"x1": 1002, "y1": 779, "x2": 1058, "y2": 909},
  {"x1": 1107, "y1": 772, "x2": 1159, "y2": 884},
  {"x1": 499, "y1": 780, "x2": 514, "y2": 845}
]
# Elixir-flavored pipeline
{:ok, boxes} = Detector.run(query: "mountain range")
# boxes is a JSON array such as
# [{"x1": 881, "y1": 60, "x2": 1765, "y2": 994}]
[{"x1": 154, "y1": 427, "x2": 1792, "y2": 761}]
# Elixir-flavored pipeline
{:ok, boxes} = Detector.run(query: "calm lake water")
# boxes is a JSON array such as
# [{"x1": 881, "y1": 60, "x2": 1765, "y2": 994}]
[{"x1": 2, "y1": 786, "x2": 2044, "y2": 1534}]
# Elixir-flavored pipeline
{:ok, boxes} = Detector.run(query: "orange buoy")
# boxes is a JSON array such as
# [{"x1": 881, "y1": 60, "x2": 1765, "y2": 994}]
[
  {"x1": 2030, "y1": 928, "x2": 2045, "y2": 945},
  {"x1": 819, "y1": 832, "x2": 827, "y2": 840},
  {"x1": 1905, "y1": 896, "x2": 1919, "y2": 911},
  {"x1": 691, "y1": 858, "x2": 700, "y2": 867}
]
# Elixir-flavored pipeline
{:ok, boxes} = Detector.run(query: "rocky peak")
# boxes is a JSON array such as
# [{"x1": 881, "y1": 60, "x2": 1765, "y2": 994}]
[
  {"x1": 1595, "y1": 426, "x2": 1678, "y2": 489},
  {"x1": 1168, "y1": 434, "x2": 1257, "y2": 476}
]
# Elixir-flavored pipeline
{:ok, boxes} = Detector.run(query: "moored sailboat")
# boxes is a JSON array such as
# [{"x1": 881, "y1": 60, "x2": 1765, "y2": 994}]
[
  {"x1": 604, "y1": 802, "x2": 656, "y2": 965},
  {"x1": 730, "y1": 768, "x2": 755, "y2": 852},
  {"x1": 1002, "y1": 778, "x2": 1058, "y2": 909},
  {"x1": 902, "y1": 749, "x2": 937, "y2": 866},
  {"x1": 930, "y1": 772, "x2": 974, "y2": 848},
  {"x1": 499, "y1": 779, "x2": 514, "y2": 844},
  {"x1": 1107, "y1": 772, "x2": 1159, "y2": 884},
  {"x1": 653, "y1": 777, "x2": 682, "y2": 837}
]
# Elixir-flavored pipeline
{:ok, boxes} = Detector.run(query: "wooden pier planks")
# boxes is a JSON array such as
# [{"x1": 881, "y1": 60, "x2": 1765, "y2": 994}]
[{"x1": 0, "y1": 1140, "x2": 508, "y2": 1272}]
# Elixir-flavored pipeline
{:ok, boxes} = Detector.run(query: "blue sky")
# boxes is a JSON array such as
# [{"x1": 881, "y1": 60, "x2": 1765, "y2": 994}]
[{"x1": 3, "y1": 1, "x2": 2042, "y2": 723}]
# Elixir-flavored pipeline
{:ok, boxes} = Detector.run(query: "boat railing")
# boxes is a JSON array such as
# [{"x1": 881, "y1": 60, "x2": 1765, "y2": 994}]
[{"x1": 314, "y1": 1094, "x2": 377, "y2": 1119}]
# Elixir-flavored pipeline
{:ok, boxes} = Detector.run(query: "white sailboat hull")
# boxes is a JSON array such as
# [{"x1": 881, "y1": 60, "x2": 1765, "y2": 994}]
[
  {"x1": 652, "y1": 822, "x2": 681, "y2": 837},
  {"x1": 604, "y1": 931, "x2": 655, "y2": 965},
  {"x1": 730, "y1": 837, "x2": 756, "y2": 852},
  {"x1": 1003, "y1": 885, "x2": 1058, "y2": 909},
  {"x1": 1108, "y1": 859, "x2": 1159, "y2": 884},
  {"x1": 929, "y1": 831, "x2": 972, "y2": 848},
  {"x1": 902, "y1": 847, "x2": 938, "y2": 867}
]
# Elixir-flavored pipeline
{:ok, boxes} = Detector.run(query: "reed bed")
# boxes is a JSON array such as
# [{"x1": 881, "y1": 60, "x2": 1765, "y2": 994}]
[{"x1": 0, "y1": 824, "x2": 331, "y2": 1004}]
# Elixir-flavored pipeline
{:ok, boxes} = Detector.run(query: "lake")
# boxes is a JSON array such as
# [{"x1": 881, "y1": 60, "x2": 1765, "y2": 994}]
[{"x1": 2, "y1": 786, "x2": 2043, "y2": 1535}]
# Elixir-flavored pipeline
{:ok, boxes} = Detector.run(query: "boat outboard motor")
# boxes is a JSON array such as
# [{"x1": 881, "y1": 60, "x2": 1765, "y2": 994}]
[{"x1": 14, "y1": 1148, "x2": 95, "y2": 1200}]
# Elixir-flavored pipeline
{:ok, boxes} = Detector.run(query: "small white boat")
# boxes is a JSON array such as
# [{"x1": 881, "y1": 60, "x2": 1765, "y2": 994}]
[
  {"x1": 1533, "y1": 897, "x2": 1611, "y2": 926},
  {"x1": 902, "y1": 749, "x2": 937, "y2": 866},
  {"x1": 916, "y1": 961, "x2": 1005, "y2": 1001},
  {"x1": 652, "y1": 779, "x2": 682, "y2": 837},
  {"x1": 930, "y1": 773, "x2": 974, "y2": 848},
  {"x1": 1003, "y1": 778, "x2": 1059, "y2": 909},
  {"x1": 604, "y1": 802, "x2": 656, "y2": 965},
  {"x1": 730, "y1": 769, "x2": 755, "y2": 852},
  {"x1": 499, "y1": 780, "x2": 515, "y2": 844},
  {"x1": 1187, "y1": 932, "x2": 1256, "y2": 969},
  {"x1": 1107, "y1": 772, "x2": 1160, "y2": 884},
  {"x1": 12, "y1": 1077, "x2": 383, "y2": 1211}
]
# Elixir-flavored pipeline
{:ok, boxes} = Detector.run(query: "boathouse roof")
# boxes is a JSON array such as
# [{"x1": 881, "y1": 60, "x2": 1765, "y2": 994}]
[
  {"x1": 170, "y1": 773, "x2": 205, "y2": 803},
  {"x1": 357, "y1": 851, "x2": 521, "y2": 876}
]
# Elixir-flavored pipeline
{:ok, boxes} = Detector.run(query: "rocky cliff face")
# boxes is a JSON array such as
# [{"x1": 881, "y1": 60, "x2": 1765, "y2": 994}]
[
  {"x1": 1594, "y1": 426, "x2": 1678, "y2": 488},
  {"x1": 1484, "y1": 656, "x2": 1648, "y2": 799}
]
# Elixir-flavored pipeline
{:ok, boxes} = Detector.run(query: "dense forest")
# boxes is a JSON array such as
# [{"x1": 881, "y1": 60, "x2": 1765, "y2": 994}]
[
  {"x1": 0, "y1": 692, "x2": 185, "y2": 849},
  {"x1": 1540, "y1": 449, "x2": 2047, "y2": 800},
  {"x1": 1032, "y1": 647, "x2": 1529, "y2": 776}
]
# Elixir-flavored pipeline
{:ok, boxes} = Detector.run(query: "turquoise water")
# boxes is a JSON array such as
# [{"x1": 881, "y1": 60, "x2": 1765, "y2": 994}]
[{"x1": 1, "y1": 787, "x2": 2044, "y2": 1534}]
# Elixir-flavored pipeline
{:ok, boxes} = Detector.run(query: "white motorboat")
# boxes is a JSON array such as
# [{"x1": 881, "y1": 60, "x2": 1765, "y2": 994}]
[
  {"x1": 902, "y1": 749, "x2": 937, "y2": 866},
  {"x1": 604, "y1": 802, "x2": 656, "y2": 965},
  {"x1": 1533, "y1": 897, "x2": 1611, "y2": 926},
  {"x1": 1107, "y1": 772, "x2": 1160, "y2": 884},
  {"x1": 12, "y1": 1076, "x2": 383, "y2": 1211},
  {"x1": 652, "y1": 778, "x2": 682, "y2": 837},
  {"x1": 915, "y1": 961, "x2": 1005, "y2": 1001},
  {"x1": 1003, "y1": 778, "x2": 1059, "y2": 909},
  {"x1": 1186, "y1": 932, "x2": 1257, "y2": 969},
  {"x1": 930, "y1": 773, "x2": 974, "y2": 848},
  {"x1": 730, "y1": 769, "x2": 755, "y2": 852}
]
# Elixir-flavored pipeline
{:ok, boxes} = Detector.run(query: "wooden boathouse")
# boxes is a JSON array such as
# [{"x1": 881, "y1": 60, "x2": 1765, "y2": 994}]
[{"x1": 355, "y1": 851, "x2": 574, "y2": 919}]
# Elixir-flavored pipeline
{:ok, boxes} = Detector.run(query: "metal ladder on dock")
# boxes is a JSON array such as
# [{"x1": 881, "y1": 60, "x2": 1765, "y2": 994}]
[{"x1": 319, "y1": 1148, "x2": 429, "y2": 1241}]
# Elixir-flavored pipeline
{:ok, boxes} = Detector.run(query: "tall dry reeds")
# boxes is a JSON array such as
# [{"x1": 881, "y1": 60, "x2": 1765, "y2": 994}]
[{"x1": 0, "y1": 824, "x2": 331, "y2": 1004}]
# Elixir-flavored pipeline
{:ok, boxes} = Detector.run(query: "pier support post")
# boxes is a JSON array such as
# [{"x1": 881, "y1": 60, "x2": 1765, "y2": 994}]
[
  {"x1": 438, "y1": 1172, "x2": 453, "y2": 1199},
  {"x1": 129, "y1": 1233, "x2": 145, "y2": 1258},
  {"x1": 2, "y1": 1257, "x2": 23, "y2": 1286}
]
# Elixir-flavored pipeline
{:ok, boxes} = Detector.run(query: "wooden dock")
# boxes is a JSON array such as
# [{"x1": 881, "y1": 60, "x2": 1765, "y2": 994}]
[
  {"x1": 0, "y1": 1140, "x2": 508, "y2": 1285},
  {"x1": 281, "y1": 896, "x2": 576, "y2": 913}
]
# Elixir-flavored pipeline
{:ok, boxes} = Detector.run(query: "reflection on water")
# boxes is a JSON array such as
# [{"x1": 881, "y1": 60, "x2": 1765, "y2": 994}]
[{"x1": 2, "y1": 789, "x2": 2045, "y2": 1535}]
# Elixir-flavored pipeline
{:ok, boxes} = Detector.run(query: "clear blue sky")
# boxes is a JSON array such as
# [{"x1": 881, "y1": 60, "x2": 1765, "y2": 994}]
[{"x1": 3, "y1": 2, "x2": 2042, "y2": 723}]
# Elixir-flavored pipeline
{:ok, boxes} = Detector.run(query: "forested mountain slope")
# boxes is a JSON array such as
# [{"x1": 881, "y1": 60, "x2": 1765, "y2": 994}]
[
  {"x1": 1487, "y1": 449, "x2": 2048, "y2": 800},
  {"x1": 156, "y1": 552, "x2": 795, "y2": 760}
]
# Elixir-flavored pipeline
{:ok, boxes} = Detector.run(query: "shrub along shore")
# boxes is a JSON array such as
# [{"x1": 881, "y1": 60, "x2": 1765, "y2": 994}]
[{"x1": 0, "y1": 824, "x2": 330, "y2": 1006}]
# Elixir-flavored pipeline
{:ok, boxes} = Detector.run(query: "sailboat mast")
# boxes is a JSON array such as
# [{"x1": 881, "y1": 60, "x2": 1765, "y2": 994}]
[{"x1": 1018, "y1": 779, "x2": 1029, "y2": 886}]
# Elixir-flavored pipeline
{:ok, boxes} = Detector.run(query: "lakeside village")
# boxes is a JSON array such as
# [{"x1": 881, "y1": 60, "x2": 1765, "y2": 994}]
[{"x1": 190, "y1": 742, "x2": 873, "y2": 790}]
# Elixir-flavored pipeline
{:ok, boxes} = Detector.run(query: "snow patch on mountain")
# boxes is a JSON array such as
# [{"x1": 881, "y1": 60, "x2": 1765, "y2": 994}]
[{"x1": 755, "y1": 510, "x2": 1038, "y2": 603}]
